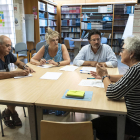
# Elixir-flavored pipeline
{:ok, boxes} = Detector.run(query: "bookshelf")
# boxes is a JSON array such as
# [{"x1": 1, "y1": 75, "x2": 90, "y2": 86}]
[
  {"x1": 112, "y1": 4, "x2": 134, "y2": 54},
  {"x1": 38, "y1": 1, "x2": 58, "y2": 42},
  {"x1": 60, "y1": 6, "x2": 81, "y2": 43}
]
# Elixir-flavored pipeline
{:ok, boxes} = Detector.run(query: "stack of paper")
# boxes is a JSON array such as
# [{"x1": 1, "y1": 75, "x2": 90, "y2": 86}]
[
  {"x1": 40, "y1": 72, "x2": 62, "y2": 80},
  {"x1": 80, "y1": 67, "x2": 96, "y2": 72},
  {"x1": 60, "y1": 66, "x2": 78, "y2": 71},
  {"x1": 14, "y1": 73, "x2": 32, "y2": 79},
  {"x1": 78, "y1": 80, "x2": 104, "y2": 88}
]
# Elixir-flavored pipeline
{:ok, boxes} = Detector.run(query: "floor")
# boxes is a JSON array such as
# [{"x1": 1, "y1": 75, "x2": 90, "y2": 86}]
[{"x1": 0, "y1": 56, "x2": 130, "y2": 140}]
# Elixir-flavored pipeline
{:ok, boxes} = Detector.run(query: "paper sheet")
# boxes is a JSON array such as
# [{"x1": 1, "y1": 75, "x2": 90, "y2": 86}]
[
  {"x1": 78, "y1": 79, "x2": 104, "y2": 88},
  {"x1": 40, "y1": 72, "x2": 62, "y2": 80},
  {"x1": 14, "y1": 73, "x2": 32, "y2": 79},
  {"x1": 80, "y1": 67, "x2": 96, "y2": 72},
  {"x1": 60, "y1": 66, "x2": 78, "y2": 71},
  {"x1": 37, "y1": 65, "x2": 52, "y2": 68}
]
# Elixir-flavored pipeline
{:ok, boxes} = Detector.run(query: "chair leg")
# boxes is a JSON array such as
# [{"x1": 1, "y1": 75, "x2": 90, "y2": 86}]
[
  {"x1": 23, "y1": 107, "x2": 26, "y2": 117},
  {"x1": 93, "y1": 129, "x2": 96, "y2": 140},
  {"x1": 0, "y1": 119, "x2": 4, "y2": 137}
]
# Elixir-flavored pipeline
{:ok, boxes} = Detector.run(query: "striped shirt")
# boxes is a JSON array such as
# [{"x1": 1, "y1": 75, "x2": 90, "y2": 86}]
[{"x1": 107, "y1": 62, "x2": 140, "y2": 126}]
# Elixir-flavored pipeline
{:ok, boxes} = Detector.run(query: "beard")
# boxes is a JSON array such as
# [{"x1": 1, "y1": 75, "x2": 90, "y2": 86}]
[{"x1": 92, "y1": 44, "x2": 100, "y2": 49}]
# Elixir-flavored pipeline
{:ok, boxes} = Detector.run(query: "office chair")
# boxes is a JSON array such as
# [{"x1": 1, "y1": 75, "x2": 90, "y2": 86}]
[
  {"x1": 41, "y1": 120, "x2": 95, "y2": 140},
  {"x1": 101, "y1": 37, "x2": 108, "y2": 44},
  {"x1": 30, "y1": 41, "x2": 46, "y2": 60},
  {"x1": 0, "y1": 107, "x2": 26, "y2": 137},
  {"x1": 14, "y1": 43, "x2": 29, "y2": 62}
]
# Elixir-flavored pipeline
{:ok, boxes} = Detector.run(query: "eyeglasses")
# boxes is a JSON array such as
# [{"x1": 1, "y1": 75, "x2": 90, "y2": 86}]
[
  {"x1": 4, "y1": 63, "x2": 10, "y2": 72},
  {"x1": 51, "y1": 39, "x2": 59, "y2": 42},
  {"x1": 90, "y1": 38, "x2": 100, "y2": 42}
]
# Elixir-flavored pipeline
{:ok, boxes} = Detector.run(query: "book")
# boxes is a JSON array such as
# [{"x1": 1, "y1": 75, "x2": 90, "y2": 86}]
[{"x1": 66, "y1": 90, "x2": 85, "y2": 99}]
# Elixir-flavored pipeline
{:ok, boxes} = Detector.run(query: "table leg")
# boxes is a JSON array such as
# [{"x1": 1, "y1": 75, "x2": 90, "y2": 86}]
[
  {"x1": 117, "y1": 114, "x2": 126, "y2": 140},
  {"x1": 74, "y1": 42, "x2": 81, "y2": 57},
  {"x1": 28, "y1": 105, "x2": 37, "y2": 140},
  {"x1": 36, "y1": 106, "x2": 43, "y2": 140}
]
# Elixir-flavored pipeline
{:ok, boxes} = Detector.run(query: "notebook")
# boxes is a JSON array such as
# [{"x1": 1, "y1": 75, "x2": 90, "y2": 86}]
[{"x1": 65, "y1": 90, "x2": 85, "y2": 99}]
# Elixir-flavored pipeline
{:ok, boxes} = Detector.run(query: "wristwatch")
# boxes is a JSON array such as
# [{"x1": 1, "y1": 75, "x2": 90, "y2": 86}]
[
  {"x1": 57, "y1": 62, "x2": 60, "y2": 67},
  {"x1": 102, "y1": 75, "x2": 110, "y2": 82},
  {"x1": 23, "y1": 65, "x2": 28, "y2": 70}
]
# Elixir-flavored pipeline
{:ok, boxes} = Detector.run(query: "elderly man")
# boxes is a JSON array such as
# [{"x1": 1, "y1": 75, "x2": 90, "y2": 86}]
[
  {"x1": 73, "y1": 29, "x2": 118, "y2": 67},
  {"x1": 0, "y1": 35, "x2": 35, "y2": 128}
]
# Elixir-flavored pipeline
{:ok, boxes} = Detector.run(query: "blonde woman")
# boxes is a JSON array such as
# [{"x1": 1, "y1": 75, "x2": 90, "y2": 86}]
[{"x1": 30, "y1": 28, "x2": 70, "y2": 66}]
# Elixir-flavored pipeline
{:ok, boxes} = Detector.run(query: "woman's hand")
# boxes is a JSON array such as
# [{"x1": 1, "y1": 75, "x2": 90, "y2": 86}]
[
  {"x1": 96, "y1": 63, "x2": 108, "y2": 77},
  {"x1": 38, "y1": 59, "x2": 47, "y2": 66},
  {"x1": 90, "y1": 71, "x2": 101, "y2": 79},
  {"x1": 47, "y1": 59, "x2": 58, "y2": 66}
]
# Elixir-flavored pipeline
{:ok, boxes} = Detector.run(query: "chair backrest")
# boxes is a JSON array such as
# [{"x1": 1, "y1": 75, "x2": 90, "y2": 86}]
[
  {"x1": 15, "y1": 42, "x2": 27, "y2": 55},
  {"x1": 64, "y1": 37, "x2": 74, "y2": 45},
  {"x1": 41, "y1": 120, "x2": 94, "y2": 140},
  {"x1": 64, "y1": 40, "x2": 71, "y2": 49},
  {"x1": 101, "y1": 37, "x2": 107, "y2": 44},
  {"x1": 36, "y1": 41, "x2": 46, "y2": 52}
]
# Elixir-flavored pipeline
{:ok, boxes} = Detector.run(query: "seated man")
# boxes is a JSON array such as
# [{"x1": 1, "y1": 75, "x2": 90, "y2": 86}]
[
  {"x1": 73, "y1": 29, "x2": 118, "y2": 67},
  {"x1": 0, "y1": 35, "x2": 35, "y2": 128}
]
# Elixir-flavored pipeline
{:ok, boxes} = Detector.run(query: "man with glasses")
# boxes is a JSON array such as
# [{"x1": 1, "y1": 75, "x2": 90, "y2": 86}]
[
  {"x1": 73, "y1": 29, "x2": 117, "y2": 67},
  {"x1": 0, "y1": 35, "x2": 35, "y2": 128}
]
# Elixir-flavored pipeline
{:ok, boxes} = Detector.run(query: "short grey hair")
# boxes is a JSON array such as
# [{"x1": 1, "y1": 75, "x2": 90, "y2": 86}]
[
  {"x1": 45, "y1": 27, "x2": 59, "y2": 44},
  {"x1": 124, "y1": 35, "x2": 140, "y2": 61}
]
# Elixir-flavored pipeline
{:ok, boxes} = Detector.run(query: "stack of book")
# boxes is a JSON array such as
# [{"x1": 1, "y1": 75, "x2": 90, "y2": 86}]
[
  {"x1": 61, "y1": 19, "x2": 77, "y2": 26},
  {"x1": 39, "y1": 19, "x2": 47, "y2": 26},
  {"x1": 114, "y1": 33, "x2": 123, "y2": 39},
  {"x1": 39, "y1": 12, "x2": 45, "y2": 18},
  {"x1": 103, "y1": 22, "x2": 112, "y2": 29},
  {"x1": 48, "y1": 14, "x2": 55, "y2": 19},
  {"x1": 82, "y1": 6, "x2": 98, "y2": 13},
  {"x1": 91, "y1": 22, "x2": 103, "y2": 30},
  {"x1": 61, "y1": 6, "x2": 80, "y2": 13},
  {"x1": 114, "y1": 20, "x2": 126, "y2": 26},
  {"x1": 40, "y1": 27, "x2": 46, "y2": 34},
  {"x1": 47, "y1": 4, "x2": 57, "y2": 14},
  {"x1": 114, "y1": 4, "x2": 126, "y2": 14},
  {"x1": 38, "y1": 2, "x2": 46, "y2": 11},
  {"x1": 61, "y1": 14, "x2": 80, "y2": 18},
  {"x1": 48, "y1": 20, "x2": 56, "y2": 26}
]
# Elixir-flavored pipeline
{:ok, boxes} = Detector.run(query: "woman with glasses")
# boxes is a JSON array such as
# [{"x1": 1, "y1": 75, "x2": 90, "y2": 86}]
[
  {"x1": 91, "y1": 35, "x2": 140, "y2": 140},
  {"x1": 30, "y1": 27, "x2": 70, "y2": 66}
]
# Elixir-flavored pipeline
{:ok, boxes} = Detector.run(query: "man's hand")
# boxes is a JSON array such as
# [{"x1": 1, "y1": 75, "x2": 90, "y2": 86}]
[
  {"x1": 90, "y1": 61, "x2": 97, "y2": 67},
  {"x1": 14, "y1": 69, "x2": 30, "y2": 76},
  {"x1": 24, "y1": 67, "x2": 35, "y2": 73},
  {"x1": 98, "y1": 62, "x2": 107, "y2": 67}
]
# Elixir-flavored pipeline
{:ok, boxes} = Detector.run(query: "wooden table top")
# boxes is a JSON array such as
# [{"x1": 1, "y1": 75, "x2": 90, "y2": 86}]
[{"x1": 34, "y1": 65, "x2": 127, "y2": 115}]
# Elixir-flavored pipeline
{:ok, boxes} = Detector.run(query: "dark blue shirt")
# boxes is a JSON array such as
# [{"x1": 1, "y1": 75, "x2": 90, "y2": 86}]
[{"x1": 0, "y1": 52, "x2": 17, "y2": 71}]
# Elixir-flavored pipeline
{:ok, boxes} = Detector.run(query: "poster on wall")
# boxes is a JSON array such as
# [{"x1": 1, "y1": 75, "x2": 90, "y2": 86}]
[
  {"x1": 14, "y1": 3, "x2": 21, "y2": 30},
  {"x1": 0, "y1": 5, "x2": 12, "y2": 34},
  {"x1": 0, "y1": 11, "x2": 5, "y2": 27}
]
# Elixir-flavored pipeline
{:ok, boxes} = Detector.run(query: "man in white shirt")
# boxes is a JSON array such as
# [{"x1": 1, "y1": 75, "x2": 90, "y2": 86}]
[{"x1": 73, "y1": 29, "x2": 118, "y2": 67}]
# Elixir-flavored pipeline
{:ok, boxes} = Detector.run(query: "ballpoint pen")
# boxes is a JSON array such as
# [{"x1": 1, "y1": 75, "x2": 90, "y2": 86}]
[
  {"x1": 80, "y1": 72, "x2": 90, "y2": 74},
  {"x1": 87, "y1": 78, "x2": 95, "y2": 79}
]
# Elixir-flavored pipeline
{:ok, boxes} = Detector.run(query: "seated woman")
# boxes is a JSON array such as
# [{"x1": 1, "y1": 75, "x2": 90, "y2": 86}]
[
  {"x1": 30, "y1": 27, "x2": 70, "y2": 66},
  {"x1": 91, "y1": 35, "x2": 140, "y2": 140}
]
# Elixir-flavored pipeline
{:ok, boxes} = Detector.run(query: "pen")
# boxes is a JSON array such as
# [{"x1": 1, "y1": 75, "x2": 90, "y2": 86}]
[
  {"x1": 80, "y1": 72, "x2": 90, "y2": 74},
  {"x1": 80, "y1": 70, "x2": 90, "y2": 71},
  {"x1": 87, "y1": 78, "x2": 95, "y2": 79}
]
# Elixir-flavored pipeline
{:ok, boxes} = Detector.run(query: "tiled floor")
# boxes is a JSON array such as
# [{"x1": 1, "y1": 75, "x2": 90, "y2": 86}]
[{"x1": 0, "y1": 56, "x2": 130, "y2": 140}]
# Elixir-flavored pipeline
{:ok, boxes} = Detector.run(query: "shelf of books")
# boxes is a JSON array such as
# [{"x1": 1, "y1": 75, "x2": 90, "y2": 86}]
[
  {"x1": 112, "y1": 4, "x2": 134, "y2": 54},
  {"x1": 60, "y1": 6, "x2": 81, "y2": 43},
  {"x1": 81, "y1": 4, "x2": 113, "y2": 46},
  {"x1": 38, "y1": 1, "x2": 58, "y2": 42}
]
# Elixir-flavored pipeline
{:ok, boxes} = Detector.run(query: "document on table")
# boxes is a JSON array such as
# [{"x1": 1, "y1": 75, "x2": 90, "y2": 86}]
[
  {"x1": 14, "y1": 73, "x2": 32, "y2": 79},
  {"x1": 80, "y1": 67, "x2": 96, "y2": 72},
  {"x1": 37, "y1": 65, "x2": 52, "y2": 68},
  {"x1": 78, "y1": 79, "x2": 104, "y2": 88},
  {"x1": 60, "y1": 66, "x2": 78, "y2": 71},
  {"x1": 40, "y1": 72, "x2": 62, "y2": 80}
]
